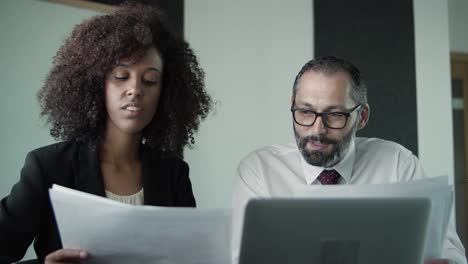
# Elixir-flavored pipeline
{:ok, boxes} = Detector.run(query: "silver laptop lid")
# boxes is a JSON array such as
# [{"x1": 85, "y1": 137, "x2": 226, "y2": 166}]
[{"x1": 239, "y1": 198, "x2": 430, "y2": 264}]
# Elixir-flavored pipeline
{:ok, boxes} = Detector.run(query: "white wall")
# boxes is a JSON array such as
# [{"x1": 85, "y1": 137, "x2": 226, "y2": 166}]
[
  {"x1": 448, "y1": 0, "x2": 468, "y2": 53},
  {"x1": 414, "y1": 0, "x2": 455, "y2": 184},
  {"x1": 184, "y1": 0, "x2": 313, "y2": 208},
  {"x1": 0, "y1": 0, "x2": 103, "y2": 194},
  {"x1": 0, "y1": 0, "x2": 100, "y2": 260},
  {"x1": 0, "y1": 0, "x2": 100, "y2": 195}
]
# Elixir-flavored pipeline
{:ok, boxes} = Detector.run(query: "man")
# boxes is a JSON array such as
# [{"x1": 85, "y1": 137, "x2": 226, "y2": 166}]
[{"x1": 231, "y1": 56, "x2": 467, "y2": 264}]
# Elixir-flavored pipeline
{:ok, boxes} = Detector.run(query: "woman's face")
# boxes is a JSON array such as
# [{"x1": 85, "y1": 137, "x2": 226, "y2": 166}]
[{"x1": 104, "y1": 48, "x2": 163, "y2": 136}]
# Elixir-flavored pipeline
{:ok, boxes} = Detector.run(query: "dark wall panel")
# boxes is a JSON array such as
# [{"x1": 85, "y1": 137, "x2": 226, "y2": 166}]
[{"x1": 314, "y1": 0, "x2": 418, "y2": 155}]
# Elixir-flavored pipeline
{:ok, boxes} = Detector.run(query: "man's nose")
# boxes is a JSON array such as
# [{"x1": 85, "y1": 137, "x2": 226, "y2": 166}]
[{"x1": 311, "y1": 116, "x2": 327, "y2": 134}]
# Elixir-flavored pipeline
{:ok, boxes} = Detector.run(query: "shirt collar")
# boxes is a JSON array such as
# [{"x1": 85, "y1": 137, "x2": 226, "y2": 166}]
[{"x1": 300, "y1": 139, "x2": 356, "y2": 185}]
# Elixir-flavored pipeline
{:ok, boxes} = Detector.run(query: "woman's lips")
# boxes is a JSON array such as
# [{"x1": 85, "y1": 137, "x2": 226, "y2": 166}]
[
  {"x1": 124, "y1": 105, "x2": 142, "y2": 111},
  {"x1": 122, "y1": 104, "x2": 143, "y2": 117}
]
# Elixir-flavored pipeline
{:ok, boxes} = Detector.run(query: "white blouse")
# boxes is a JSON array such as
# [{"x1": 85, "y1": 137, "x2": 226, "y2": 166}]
[{"x1": 105, "y1": 188, "x2": 144, "y2": 206}]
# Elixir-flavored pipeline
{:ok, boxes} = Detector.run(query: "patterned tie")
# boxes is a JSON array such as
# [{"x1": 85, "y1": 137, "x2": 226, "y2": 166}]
[{"x1": 317, "y1": 170, "x2": 341, "y2": 185}]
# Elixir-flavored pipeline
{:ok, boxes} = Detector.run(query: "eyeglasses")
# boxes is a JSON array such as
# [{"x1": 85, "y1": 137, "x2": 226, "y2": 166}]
[{"x1": 291, "y1": 104, "x2": 362, "y2": 129}]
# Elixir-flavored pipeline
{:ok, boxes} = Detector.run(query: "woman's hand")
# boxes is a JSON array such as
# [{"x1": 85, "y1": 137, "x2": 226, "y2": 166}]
[{"x1": 45, "y1": 248, "x2": 88, "y2": 264}]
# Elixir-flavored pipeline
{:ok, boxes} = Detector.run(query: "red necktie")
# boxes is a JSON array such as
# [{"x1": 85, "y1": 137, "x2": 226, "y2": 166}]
[{"x1": 317, "y1": 170, "x2": 341, "y2": 185}]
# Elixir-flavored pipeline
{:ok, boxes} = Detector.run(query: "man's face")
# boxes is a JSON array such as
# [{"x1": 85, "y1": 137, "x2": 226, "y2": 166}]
[{"x1": 293, "y1": 70, "x2": 366, "y2": 167}]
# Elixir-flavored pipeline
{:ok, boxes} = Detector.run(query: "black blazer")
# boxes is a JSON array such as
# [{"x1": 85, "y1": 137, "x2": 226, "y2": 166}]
[{"x1": 0, "y1": 140, "x2": 196, "y2": 263}]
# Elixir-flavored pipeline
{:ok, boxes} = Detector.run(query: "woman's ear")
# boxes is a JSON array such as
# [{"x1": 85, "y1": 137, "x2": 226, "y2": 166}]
[{"x1": 357, "y1": 104, "x2": 370, "y2": 130}]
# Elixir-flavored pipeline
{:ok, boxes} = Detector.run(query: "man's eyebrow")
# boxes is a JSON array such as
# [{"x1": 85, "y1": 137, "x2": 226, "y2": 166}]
[
  {"x1": 294, "y1": 102, "x2": 347, "y2": 111},
  {"x1": 294, "y1": 102, "x2": 313, "y2": 108},
  {"x1": 323, "y1": 105, "x2": 347, "y2": 112}
]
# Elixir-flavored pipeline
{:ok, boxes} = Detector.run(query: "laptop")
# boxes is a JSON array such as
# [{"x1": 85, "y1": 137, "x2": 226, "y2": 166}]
[{"x1": 239, "y1": 198, "x2": 430, "y2": 264}]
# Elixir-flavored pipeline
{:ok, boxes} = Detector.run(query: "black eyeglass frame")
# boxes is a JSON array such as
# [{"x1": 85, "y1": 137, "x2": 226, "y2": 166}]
[{"x1": 290, "y1": 103, "x2": 362, "y2": 129}]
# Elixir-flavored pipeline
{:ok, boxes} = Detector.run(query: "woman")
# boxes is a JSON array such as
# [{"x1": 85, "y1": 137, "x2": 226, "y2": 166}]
[{"x1": 0, "y1": 3, "x2": 212, "y2": 263}]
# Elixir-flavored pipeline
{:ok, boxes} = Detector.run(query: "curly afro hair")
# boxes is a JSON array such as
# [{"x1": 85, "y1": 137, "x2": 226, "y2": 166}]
[{"x1": 37, "y1": 3, "x2": 212, "y2": 157}]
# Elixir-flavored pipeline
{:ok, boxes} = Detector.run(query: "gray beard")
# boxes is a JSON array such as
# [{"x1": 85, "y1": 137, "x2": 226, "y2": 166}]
[{"x1": 294, "y1": 125, "x2": 356, "y2": 167}]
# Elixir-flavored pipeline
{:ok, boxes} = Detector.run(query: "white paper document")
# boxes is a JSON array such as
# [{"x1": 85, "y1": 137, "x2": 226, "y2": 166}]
[
  {"x1": 293, "y1": 176, "x2": 453, "y2": 260},
  {"x1": 49, "y1": 185, "x2": 231, "y2": 264}
]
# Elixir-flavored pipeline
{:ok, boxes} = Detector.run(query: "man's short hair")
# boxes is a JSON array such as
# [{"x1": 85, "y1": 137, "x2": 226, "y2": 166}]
[{"x1": 292, "y1": 56, "x2": 367, "y2": 105}]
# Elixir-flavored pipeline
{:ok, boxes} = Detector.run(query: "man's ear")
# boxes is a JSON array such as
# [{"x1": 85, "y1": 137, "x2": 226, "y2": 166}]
[{"x1": 357, "y1": 104, "x2": 370, "y2": 130}]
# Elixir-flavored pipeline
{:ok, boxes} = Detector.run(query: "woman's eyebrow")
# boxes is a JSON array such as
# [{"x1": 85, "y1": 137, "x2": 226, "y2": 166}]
[
  {"x1": 116, "y1": 64, "x2": 161, "y2": 73},
  {"x1": 146, "y1": 67, "x2": 161, "y2": 73}
]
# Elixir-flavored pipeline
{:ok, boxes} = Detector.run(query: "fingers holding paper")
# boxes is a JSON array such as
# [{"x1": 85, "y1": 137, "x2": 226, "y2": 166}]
[{"x1": 45, "y1": 248, "x2": 88, "y2": 264}]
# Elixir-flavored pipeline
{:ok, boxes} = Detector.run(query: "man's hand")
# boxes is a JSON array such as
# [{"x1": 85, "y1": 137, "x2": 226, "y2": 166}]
[
  {"x1": 425, "y1": 259, "x2": 450, "y2": 264},
  {"x1": 45, "y1": 248, "x2": 88, "y2": 264}
]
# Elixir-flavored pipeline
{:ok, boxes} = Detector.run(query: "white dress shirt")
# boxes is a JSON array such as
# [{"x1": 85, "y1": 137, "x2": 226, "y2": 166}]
[{"x1": 231, "y1": 137, "x2": 467, "y2": 264}]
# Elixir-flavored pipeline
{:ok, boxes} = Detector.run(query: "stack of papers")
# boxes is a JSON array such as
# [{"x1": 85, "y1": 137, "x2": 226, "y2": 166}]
[
  {"x1": 49, "y1": 185, "x2": 231, "y2": 264},
  {"x1": 293, "y1": 176, "x2": 453, "y2": 260}
]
